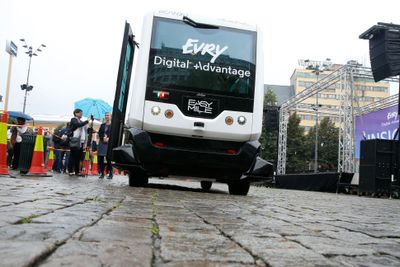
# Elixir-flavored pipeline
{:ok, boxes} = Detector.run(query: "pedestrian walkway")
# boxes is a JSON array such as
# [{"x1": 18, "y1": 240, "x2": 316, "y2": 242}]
[{"x1": 0, "y1": 172, "x2": 399, "y2": 266}]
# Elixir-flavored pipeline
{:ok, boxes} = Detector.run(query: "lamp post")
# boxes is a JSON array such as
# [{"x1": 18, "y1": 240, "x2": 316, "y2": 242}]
[
  {"x1": 19, "y1": 39, "x2": 46, "y2": 114},
  {"x1": 303, "y1": 58, "x2": 331, "y2": 173},
  {"x1": 312, "y1": 66, "x2": 321, "y2": 173}
]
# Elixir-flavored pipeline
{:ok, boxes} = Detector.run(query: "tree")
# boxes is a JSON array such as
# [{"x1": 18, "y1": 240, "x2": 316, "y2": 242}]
[
  {"x1": 306, "y1": 117, "x2": 339, "y2": 171},
  {"x1": 286, "y1": 112, "x2": 308, "y2": 173},
  {"x1": 264, "y1": 89, "x2": 277, "y2": 107}
]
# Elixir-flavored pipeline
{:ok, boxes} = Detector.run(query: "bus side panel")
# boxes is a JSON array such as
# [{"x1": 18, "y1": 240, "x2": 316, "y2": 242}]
[
  {"x1": 127, "y1": 12, "x2": 154, "y2": 129},
  {"x1": 250, "y1": 29, "x2": 264, "y2": 141}
]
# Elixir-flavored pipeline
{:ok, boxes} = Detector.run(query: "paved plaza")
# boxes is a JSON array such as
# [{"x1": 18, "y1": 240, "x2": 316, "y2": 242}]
[{"x1": 0, "y1": 172, "x2": 399, "y2": 266}]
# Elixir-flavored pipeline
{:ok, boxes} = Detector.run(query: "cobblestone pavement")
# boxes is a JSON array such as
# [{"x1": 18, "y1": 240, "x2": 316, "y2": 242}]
[{"x1": 0, "y1": 172, "x2": 399, "y2": 267}]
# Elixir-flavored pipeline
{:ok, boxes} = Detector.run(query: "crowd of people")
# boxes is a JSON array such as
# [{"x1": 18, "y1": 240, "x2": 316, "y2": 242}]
[{"x1": 6, "y1": 108, "x2": 113, "y2": 179}]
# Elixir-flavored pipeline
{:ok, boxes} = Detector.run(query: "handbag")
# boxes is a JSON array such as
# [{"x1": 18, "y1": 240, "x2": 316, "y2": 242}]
[{"x1": 69, "y1": 137, "x2": 80, "y2": 149}]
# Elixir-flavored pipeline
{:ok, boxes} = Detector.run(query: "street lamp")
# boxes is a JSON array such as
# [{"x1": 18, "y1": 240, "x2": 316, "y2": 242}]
[
  {"x1": 19, "y1": 38, "x2": 46, "y2": 114},
  {"x1": 304, "y1": 58, "x2": 331, "y2": 173}
]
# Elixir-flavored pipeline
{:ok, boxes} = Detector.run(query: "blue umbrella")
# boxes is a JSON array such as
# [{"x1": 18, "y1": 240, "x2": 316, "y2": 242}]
[
  {"x1": 74, "y1": 98, "x2": 112, "y2": 120},
  {"x1": 6, "y1": 111, "x2": 34, "y2": 121}
]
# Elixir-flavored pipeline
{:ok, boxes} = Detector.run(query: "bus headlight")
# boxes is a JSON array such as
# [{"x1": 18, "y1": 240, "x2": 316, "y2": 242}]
[
  {"x1": 164, "y1": 109, "x2": 174, "y2": 119},
  {"x1": 225, "y1": 116, "x2": 234, "y2": 125},
  {"x1": 238, "y1": 116, "x2": 247, "y2": 125},
  {"x1": 151, "y1": 106, "x2": 161, "y2": 115}
]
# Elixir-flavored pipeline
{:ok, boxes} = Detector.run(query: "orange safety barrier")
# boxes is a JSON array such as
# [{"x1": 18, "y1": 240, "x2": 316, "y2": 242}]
[
  {"x1": 24, "y1": 127, "x2": 52, "y2": 177},
  {"x1": 91, "y1": 151, "x2": 98, "y2": 175},
  {"x1": 47, "y1": 147, "x2": 55, "y2": 171},
  {"x1": 0, "y1": 112, "x2": 9, "y2": 176}
]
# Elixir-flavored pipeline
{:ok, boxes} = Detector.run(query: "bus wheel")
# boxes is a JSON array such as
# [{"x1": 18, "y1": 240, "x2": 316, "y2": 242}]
[
  {"x1": 200, "y1": 181, "x2": 212, "y2": 191},
  {"x1": 228, "y1": 181, "x2": 250, "y2": 196},
  {"x1": 128, "y1": 171, "x2": 149, "y2": 187}
]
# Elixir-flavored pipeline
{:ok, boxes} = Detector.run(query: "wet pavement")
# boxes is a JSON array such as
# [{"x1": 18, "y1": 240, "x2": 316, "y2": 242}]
[{"x1": 0, "y1": 171, "x2": 399, "y2": 267}]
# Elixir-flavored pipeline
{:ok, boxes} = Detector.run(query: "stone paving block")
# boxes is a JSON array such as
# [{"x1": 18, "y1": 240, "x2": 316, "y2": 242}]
[
  {"x1": 299, "y1": 222, "x2": 344, "y2": 232},
  {"x1": 111, "y1": 207, "x2": 153, "y2": 219},
  {"x1": 326, "y1": 220, "x2": 400, "y2": 238},
  {"x1": 40, "y1": 240, "x2": 152, "y2": 267},
  {"x1": 287, "y1": 235, "x2": 376, "y2": 256},
  {"x1": 102, "y1": 215, "x2": 153, "y2": 227},
  {"x1": 79, "y1": 219, "x2": 152, "y2": 245},
  {"x1": 0, "y1": 223, "x2": 75, "y2": 243},
  {"x1": 0, "y1": 240, "x2": 55, "y2": 267},
  {"x1": 331, "y1": 255, "x2": 400, "y2": 267},
  {"x1": 259, "y1": 249, "x2": 336, "y2": 267},
  {"x1": 321, "y1": 229, "x2": 395, "y2": 244},
  {"x1": 162, "y1": 261, "x2": 256, "y2": 267},
  {"x1": 362, "y1": 241, "x2": 400, "y2": 258},
  {"x1": 30, "y1": 210, "x2": 100, "y2": 226},
  {"x1": 159, "y1": 221, "x2": 217, "y2": 234},
  {"x1": 215, "y1": 224, "x2": 273, "y2": 238},
  {"x1": 161, "y1": 233, "x2": 254, "y2": 264}
]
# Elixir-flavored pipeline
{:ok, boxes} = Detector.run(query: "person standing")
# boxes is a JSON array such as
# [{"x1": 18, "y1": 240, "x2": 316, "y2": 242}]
[
  {"x1": 98, "y1": 112, "x2": 113, "y2": 179},
  {"x1": 67, "y1": 109, "x2": 91, "y2": 176},
  {"x1": 53, "y1": 123, "x2": 71, "y2": 173},
  {"x1": 8, "y1": 117, "x2": 32, "y2": 170}
]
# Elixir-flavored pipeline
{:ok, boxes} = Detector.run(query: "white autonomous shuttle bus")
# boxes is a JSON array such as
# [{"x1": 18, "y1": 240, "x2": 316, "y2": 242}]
[{"x1": 110, "y1": 11, "x2": 273, "y2": 195}]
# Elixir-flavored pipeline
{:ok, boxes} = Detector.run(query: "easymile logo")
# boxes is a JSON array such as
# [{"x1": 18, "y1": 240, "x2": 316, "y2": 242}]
[
  {"x1": 188, "y1": 99, "x2": 213, "y2": 114},
  {"x1": 182, "y1": 38, "x2": 228, "y2": 63}
]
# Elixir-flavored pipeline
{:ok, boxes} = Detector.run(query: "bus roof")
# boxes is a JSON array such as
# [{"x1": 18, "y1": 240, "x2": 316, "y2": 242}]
[{"x1": 152, "y1": 10, "x2": 258, "y2": 32}]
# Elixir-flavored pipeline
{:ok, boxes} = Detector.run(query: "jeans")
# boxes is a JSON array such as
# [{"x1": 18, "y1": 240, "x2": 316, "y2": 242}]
[{"x1": 54, "y1": 149, "x2": 70, "y2": 172}]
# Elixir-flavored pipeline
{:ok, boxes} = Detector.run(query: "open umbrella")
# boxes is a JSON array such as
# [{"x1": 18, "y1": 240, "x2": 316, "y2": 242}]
[
  {"x1": 6, "y1": 111, "x2": 34, "y2": 121},
  {"x1": 74, "y1": 98, "x2": 112, "y2": 120}
]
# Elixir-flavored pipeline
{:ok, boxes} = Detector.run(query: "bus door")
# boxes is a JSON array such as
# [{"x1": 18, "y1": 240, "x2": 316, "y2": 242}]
[{"x1": 108, "y1": 21, "x2": 137, "y2": 158}]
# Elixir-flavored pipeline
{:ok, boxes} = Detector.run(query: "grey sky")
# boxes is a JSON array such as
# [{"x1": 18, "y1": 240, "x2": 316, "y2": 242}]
[{"x1": 0, "y1": 0, "x2": 399, "y2": 115}]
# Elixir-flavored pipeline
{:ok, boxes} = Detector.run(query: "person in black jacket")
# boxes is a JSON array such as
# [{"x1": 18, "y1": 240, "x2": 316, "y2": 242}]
[
  {"x1": 67, "y1": 109, "x2": 91, "y2": 176},
  {"x1": 98, "y1": 112, "x2": 113, "y2": 179},
  {"x1": 53, "y1": 123, "x2": 71, "y2": 173}
]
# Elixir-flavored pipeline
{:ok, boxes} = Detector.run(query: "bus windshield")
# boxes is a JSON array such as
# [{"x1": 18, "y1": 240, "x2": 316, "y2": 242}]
[{"x1": 147, "y1": 17, "x2": 256, "y2": 99}]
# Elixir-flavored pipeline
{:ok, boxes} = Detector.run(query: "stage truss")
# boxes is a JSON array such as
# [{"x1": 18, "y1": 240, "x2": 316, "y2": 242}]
[{"x1": 277, "y1": 64, "x2": 398, "y2": 175}]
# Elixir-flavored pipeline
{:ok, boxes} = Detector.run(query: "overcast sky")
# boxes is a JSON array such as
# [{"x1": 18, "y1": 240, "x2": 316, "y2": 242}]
[{"x1": 0, "y1": 0, "x2": 399, "y2": 115}]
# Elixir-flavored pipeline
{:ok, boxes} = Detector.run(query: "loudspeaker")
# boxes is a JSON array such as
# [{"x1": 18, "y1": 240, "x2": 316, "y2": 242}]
[
  {"x1": 369, "y1": 28, "x2": 400, "y2": 82},
  {"x1": 264, "y1": 106, "x2": 279, "y2": 132},
  {"x1": 359, "y1": 139, "x2": 397, "y2": 193}
]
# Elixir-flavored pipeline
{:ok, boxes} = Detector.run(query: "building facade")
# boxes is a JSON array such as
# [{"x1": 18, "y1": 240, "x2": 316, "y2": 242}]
[{"x1": 290, "y1": 63, "x2": 390, "y2": 131}]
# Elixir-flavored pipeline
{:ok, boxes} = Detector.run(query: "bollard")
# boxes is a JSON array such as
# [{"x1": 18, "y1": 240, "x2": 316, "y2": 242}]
[{"x1": 0, "y1": 112, "x2": 9, "y2": 176}]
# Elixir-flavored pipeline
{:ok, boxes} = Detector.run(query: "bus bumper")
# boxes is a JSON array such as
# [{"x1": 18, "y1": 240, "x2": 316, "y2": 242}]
[{"x1": 112, "y1": 128, "x2": 273, "y2": 183}]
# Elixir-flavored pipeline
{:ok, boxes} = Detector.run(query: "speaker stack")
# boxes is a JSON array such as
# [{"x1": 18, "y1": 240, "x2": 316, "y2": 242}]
[
  {"x1": 263, "y1": 105, "x2": 279, "y2": 133},
  {"x1": 359, "y1": 139, "x2": 398, "y2": 195},
  {"x1": 359, "y1": 22, "x2": 400, "y2": 82}
]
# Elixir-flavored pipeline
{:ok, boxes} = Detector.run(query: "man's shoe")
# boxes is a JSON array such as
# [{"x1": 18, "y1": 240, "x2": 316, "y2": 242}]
[
  {"x1": 107, "y1": 174, "x2": 113, "y2": 179},
  {"x1": 99, "y1": 174, "x2": 104, "y2": 179}
]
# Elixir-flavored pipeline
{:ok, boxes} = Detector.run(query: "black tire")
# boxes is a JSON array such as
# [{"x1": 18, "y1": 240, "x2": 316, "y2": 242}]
[
  {"x1": 228, "y1": 181, "x2": 250, "y2": 196},
  {"x1": 128, "y1": 171, "x2": 149, "y2": 187},
  {"x1": 200, "y1": 181, "x2": 212, "y2": 191}
]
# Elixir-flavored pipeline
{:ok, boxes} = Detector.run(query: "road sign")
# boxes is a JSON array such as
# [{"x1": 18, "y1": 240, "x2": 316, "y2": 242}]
[{"x1": 6, "y1": 40, "x2": 17, "y2": 57}]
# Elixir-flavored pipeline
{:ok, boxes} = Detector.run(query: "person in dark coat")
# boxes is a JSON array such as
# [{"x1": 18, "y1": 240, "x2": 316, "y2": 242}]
[
  {"x1": 67, "y1": 109, "x2": 91, "y2": 176},
  {"x1": 98, "y1": 112, "x2": 113, "y2": 179},
  {"x1": 53, "y1": 123, "x2": 71, "y2": 173},
  {"x1": 9, "y1": 117, "x2": 31, "y2": 170}
]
